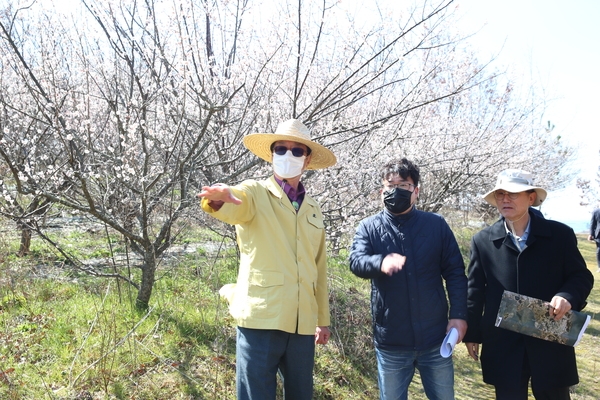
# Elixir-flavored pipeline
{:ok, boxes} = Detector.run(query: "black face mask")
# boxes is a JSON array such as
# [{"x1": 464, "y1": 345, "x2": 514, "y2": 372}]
[{"x1": 383, "y1": 188, "x2": 413, "y2": 214}]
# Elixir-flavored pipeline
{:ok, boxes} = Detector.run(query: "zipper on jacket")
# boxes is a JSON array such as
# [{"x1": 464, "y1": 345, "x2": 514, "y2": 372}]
[{"x1": 396, "y1": 229, "x2": 406, "y2": 254}]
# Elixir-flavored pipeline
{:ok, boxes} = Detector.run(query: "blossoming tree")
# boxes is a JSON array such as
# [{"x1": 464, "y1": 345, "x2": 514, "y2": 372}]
[{"x1": 0, "y1": 0, "x2": 570, "y2": 307}]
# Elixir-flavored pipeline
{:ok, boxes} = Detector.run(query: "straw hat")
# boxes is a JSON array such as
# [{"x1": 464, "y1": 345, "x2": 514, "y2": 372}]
[
  {"x1": 483, "y1": 169, "x2": 547, "y2": 207},
  {"x1": 242, "y1": 119, "x2": 337, "y2": 170}
]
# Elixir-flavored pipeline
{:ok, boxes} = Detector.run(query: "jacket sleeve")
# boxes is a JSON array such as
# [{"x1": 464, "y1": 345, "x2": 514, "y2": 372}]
[
  {"x1": 440, "y1": 221, "x2": 468, "y2": 321},
  {"x1": 315, "y1": 216, "x2": 331, "y2": 327},
  {"x1": 199, "y1": 184, "x2": 255, "y2": 225},
  {"x1": 554, "y1": 228, "x2": 594, "y2": 311},
  {"x1": 464, "y1": 236, "x2": 486, "y2": 343},
  {"x1": 349, "y1": 220, "x2": 384, "y2": 279}
]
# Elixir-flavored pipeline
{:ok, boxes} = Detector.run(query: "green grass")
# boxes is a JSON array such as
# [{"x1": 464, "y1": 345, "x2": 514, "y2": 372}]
[{"x1": 0, "y1": 227, "x2": 598, "y2": 399}]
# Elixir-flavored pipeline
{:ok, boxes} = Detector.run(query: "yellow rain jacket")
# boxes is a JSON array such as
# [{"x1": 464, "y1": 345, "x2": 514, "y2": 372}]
[{"x1": 200, "y1": 176, "x2": 330, "y2": 334}]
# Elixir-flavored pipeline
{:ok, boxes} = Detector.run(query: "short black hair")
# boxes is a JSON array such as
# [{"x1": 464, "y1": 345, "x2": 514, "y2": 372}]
[{"x1": 380, "y1": 158, "x2": 420, "y2": 187}]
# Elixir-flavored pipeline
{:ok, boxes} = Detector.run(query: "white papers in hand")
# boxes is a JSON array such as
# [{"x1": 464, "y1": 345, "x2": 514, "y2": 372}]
[{"x1": 440, "y1": 327, "x2": 459, "y2": 358}]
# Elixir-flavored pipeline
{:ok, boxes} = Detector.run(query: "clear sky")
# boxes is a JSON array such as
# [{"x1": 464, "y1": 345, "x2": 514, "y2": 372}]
[{"x1": 455, "y1": 0, "x2": 600, "y2": 227}]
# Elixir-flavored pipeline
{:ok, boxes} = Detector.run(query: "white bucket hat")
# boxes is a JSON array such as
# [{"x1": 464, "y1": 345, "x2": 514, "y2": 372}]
[
  {"x1": 242, "y1": 119, "x2": 337, "y2": 170},
  {"x1": 483, "y1": 169, "x2": 547, "y2": 207}
]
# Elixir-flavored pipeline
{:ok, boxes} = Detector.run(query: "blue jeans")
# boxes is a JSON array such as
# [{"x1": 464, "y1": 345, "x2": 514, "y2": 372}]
[
  {"x1": 236, "y1": 327, "x2": 315, "y2": 400},
  {"x1": 375, "y1": 344, "x2": 455, "y2": 400}
]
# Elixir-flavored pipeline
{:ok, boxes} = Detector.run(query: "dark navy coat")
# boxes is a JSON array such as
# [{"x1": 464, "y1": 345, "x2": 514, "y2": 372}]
[
  {"x1": 349, "y1": 207, "x2": 467, "y2": 351},
  {"x1": 464, "y1": 210, "x2": 594, "y2": 390},
  {"x1": 590, "y1": 208, "x2": 600, "y2": 244}
]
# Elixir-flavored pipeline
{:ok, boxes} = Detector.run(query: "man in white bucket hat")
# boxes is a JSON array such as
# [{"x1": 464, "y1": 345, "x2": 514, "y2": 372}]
[
  {"x1": 197, "y1": 119, "x2": 336, "y2": 400},
  {"x1": 464, "y1": 169, "x2": 594, "y2": 399}
]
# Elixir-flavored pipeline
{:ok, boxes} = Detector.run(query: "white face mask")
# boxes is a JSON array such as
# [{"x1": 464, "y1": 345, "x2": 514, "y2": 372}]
[{"x1": 272, "y1": 152, "x2": 306, "y2": 179}]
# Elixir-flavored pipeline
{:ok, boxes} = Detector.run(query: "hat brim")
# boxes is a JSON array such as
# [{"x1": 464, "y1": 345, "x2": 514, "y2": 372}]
[
  {"x1": 483, "y1": 183, "x2": 547, "y2": 207},
  {"x1": 243, "y1": 133, "x2": 337, "y2": 170}
]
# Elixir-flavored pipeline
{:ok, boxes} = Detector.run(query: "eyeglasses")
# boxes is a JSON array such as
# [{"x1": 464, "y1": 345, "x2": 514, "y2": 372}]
[
  {"x1": 493, "y1": 191, "x2": 522, "y2": 201},
  {"x1": 384, "y1": 183, "x2": 415, "y2": 192},
  {"x1": 273, "y1": 145, "x2": 307, "y2": 158}
]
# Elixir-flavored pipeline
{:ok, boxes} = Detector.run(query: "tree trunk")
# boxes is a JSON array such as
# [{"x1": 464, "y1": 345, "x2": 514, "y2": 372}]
[
  {"x1": 136, "y1": 253, "x2": 157, "y2": 310},
  {"x1": 18, "y1": 228, "x2": 32, "y2": 257}
]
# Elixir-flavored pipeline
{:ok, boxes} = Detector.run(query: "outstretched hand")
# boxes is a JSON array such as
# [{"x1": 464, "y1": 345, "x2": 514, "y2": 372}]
[{"x1": 197, "y1": 183, "x2": 242, "y2": 205}]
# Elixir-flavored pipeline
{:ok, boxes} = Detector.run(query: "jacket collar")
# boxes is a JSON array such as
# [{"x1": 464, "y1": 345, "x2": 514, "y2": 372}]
[
  {"x1": 383, "y1": 204, "x2": 417, "y2": 221},
  {"x1": 265, "y1": 175, "x2": 318, "y2": 211},
  {"x1": 488, "y1": 208, "x2": 550, "y2": 243},
  {"x1": 266, "y1": 175, "x2": 284, "y2": 199},
  {"x1": 382, "y1": 205, "x2": 419, "y2": 233}
]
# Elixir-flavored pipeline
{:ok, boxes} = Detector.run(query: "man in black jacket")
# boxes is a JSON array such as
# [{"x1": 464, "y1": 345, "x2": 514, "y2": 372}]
[
  {"x1": 588, "y1": 208, "x2": 600, "y2": 272},
  {"x1": 349, "y1": 158, "x2": 467, "y2": 400},
  {"x1": 464, "y1": 169, "x2": 594, "y2": 400}
]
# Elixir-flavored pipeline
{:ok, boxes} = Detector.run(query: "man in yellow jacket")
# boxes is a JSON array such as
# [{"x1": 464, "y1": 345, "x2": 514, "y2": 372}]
[{"x1": 197, "y1": 119, "x2": 336, "y2": 400}]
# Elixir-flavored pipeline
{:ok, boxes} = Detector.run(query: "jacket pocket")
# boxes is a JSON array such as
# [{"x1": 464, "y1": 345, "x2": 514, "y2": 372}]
[
  {"x1": 249, "y1": 270, "x2": 284, "y2": 287},
  {"x1": 307, "y1": 212, "x2": 324, "y2": 229},
  {"x1": 306, "y1": 212, "x2": 325, "y2": 249},
  {"x1": 246, "y1": 271, "x2": 284, "y2": 320}
]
